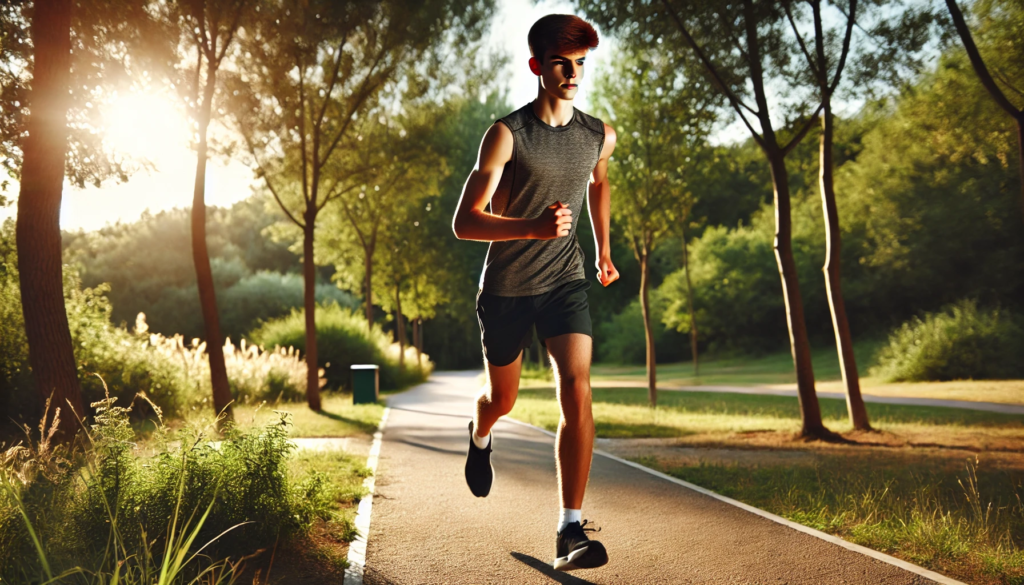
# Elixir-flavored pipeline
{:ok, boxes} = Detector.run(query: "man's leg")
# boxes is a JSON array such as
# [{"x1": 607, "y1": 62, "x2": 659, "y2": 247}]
[
  {"x1": 544, "y1": 333, "x2": 594, "y2": 511},
  {"x1": 474, "y1": 350, "x2": 523, "y2": 438}
]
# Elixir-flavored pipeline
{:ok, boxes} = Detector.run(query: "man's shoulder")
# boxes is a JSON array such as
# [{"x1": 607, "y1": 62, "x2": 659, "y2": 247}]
[
  {"x1": 573, "y1": 108, "x2": 605, "y2": 137},
  {"x1": 497, "y1": 104, "x2": 533, "y2": 133}
]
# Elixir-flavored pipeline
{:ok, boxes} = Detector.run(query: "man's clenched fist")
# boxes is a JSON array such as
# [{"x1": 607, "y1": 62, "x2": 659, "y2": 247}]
[{"x1": 532, "y1": 201, "x2": 573, "y2": 240}]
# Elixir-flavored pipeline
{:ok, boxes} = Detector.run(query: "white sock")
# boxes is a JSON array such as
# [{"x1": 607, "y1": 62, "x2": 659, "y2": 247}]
[
  {"x1": 558, "y1": 508, "x2": 582, "y2": 533},
  {"x1": 471, "y1": 427, "x2": 491, "y2": 450}
]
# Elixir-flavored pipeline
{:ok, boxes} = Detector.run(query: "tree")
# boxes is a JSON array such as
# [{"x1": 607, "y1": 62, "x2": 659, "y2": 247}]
[
  {"x1": 591, "y1": 42, "x2": 717, "y2": 405},
  {"x1": 16, "y1": 0, "x2": 85, "y2": 442},
  {"x1": 4, "y1": 0, "x2": 161, "y2": 438},
  {"x1": 945, "y1": 0, "x2": 1024, "y2": 224},
  {"x1": 170, "y1": 0, "x2": 250, "y2": 422},
  {"x1": 782, "y1": 0, "x2": 869, "y2": 430},
  {"x1": 374, "y1": 186, "x2": 449, "y2": 369},
  {"x1": 320, "y1": 106, "x2": 442, "y2": 330},
  {"x1": 227, "y1": 0, "x2": 489, "y2": 410}
]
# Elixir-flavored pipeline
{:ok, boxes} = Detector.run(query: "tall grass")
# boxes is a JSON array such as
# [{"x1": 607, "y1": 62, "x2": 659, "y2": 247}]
[{"x1": 0, "y1": 387, "x2": 343, "y2": 584}]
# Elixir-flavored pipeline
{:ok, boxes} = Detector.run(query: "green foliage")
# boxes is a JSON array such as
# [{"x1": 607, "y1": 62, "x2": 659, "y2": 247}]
[
  {"x1": 0, "y1": 398, "x2": 364, "y2": 583},
  {"x1": 873, "y1": 300, "x2": 1024, "y2": 382},
  {"x1": 61, "y1": 198, "x2": 334, "y2": 342},
  {"x1": 249, "y1": 303, "x2": 432, "y2": 392},
  {"x1": 596, "y1": 292, "x2": 686, "y2": 365}
]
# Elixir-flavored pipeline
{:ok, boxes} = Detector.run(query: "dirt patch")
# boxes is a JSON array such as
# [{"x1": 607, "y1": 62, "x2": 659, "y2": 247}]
[
  {"x1": 597, "y1": 437, "x2": 821, "y2": 467},
  {"x1": 235, "y1": 519, "x2": 353, "y2": 584},
  {"x1": 597, "y1": 433, "x2": 1024, "y2": 472}
]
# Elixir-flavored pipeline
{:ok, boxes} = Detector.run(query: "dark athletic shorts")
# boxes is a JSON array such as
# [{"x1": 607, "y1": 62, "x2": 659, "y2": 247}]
[{"x1": 475, "y1": 278, "x2": 593, "y2": 367}]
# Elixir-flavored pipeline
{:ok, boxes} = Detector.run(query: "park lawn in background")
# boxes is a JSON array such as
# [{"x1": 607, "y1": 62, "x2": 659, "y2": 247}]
[
  {"x1": 519, "y1": 345, "x2": 1024, "y2": 405},
  {"x1": 508, "y1": 388, "x2": 1024, "y2": 450},
  {"x1": 231, "y1": 392, "x2": 385, "y2": 438},
  {"x1": 507, "y1": 387, "x2": 1024, "y2": 585}
]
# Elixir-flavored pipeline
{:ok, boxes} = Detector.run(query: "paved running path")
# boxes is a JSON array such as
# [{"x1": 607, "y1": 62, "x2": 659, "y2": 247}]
[{"x1": 363, "y1": 372, "x2": 943, "y2": 585}]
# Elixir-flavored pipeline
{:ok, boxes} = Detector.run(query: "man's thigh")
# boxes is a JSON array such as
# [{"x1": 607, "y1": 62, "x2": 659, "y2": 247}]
[{"x1": 544, "y1": 333, "x2": 593, "y2": 383}]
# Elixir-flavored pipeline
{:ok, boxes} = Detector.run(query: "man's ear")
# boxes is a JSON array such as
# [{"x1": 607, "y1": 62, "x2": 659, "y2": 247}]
[{"x1": 528, "y1": 57, "x2": 541, "y2": 76}]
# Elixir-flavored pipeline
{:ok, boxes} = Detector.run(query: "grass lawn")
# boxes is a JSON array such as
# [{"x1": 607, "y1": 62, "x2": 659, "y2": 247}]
[
  {"x1": 520, "y1": 345, "x2": 1024, "y2": 405},
  {"x1": 507, "y1": 387, "x2": 1024, "y2": 585}
]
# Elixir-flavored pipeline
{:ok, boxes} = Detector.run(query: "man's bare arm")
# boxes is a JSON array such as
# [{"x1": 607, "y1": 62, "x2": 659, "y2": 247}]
[
  {"x1": 452, "y1": 123, "x2": 572, "y2": 242},
  {"x1": 588, "y1": 123, "x2": 620, "y2": 286}
]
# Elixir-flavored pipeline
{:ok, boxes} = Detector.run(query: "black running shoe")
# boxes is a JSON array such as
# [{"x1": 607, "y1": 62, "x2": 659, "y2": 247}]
[
  {"x1": 554, "y1": 520, "x2": 608, "y2": 571},
  {"x1": 464, "y1": 420, "x2": 493, "y2": 497}
]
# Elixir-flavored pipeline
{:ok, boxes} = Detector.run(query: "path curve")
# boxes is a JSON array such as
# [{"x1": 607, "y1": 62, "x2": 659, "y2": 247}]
[{"x1": 363, "y1": 372, "x2": 959, "y2": 585}]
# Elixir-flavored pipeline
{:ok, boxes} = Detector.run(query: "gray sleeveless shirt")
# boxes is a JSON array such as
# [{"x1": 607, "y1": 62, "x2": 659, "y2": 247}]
[{"x1": 478, "y1": 104, "x2": 606, "y2": 296}]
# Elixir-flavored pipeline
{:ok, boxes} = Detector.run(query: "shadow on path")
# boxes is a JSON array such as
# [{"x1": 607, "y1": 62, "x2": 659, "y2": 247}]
[{"x1": 510, "y1": 552, "x2": 598, "y2": 584}]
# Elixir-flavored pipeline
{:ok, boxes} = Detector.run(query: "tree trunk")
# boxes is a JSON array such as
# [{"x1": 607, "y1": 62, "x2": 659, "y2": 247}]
[
  {"x1": 192, "y1": 60, "x2": 233, "y2": 422},
  {"x1": 364, "y1": 248, "x2": 374, "y2": 327},
  {"x1": 395, "y1": 281, "x2": 405, "y2": 369},
  {"x1": 413, "y1": 317, "x2": 422, "y2": 366},
  {"x1": 16, "y1": 0, "x2": 84, "y2": 442},
  {"x1": 819, "y1": 103, "x2": 870, "y2": 430},
  {"x1": 767, "y1": 150, "x2": 830, "y2": 439},
  {"x1": 681, "y1": 224, "x2": 699, "y2": 376},
  {"x1": 1018, "y1": 118, "x2": 1024, "y2": 224},
  {"x1": 302, "y1": 218, "x2": 321, "y2": 411},
  {"x1": 639, "y1": 245, "x2": 657, "y2": 407}
]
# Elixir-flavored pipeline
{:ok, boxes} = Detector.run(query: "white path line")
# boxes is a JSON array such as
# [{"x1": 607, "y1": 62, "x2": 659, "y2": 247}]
[
  {"x1": 502, "y1": 416, "x2": 967, "y2": 585},
  {"x1": 343, "y1": 407, "x2": 390, "y2": 585}
]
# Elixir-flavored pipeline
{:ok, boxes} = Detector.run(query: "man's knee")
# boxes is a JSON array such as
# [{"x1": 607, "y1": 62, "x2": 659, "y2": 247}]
[
  {"x1": 483, "y1": 382, "x2": 518, "y2": 415},
  {"x1": 558, "y1": 375, "x2": 592, "y2": 422}
]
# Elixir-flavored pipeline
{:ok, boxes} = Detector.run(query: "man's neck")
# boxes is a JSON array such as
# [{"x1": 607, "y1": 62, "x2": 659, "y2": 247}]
[{"x1": 531, "y1": 91, "x2": 574, "y2": 127}]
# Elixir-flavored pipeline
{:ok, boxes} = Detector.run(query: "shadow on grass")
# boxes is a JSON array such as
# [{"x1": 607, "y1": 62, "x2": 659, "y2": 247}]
[
  {"x1": 509, "y1": 552, "x2": 598, "y2": 584},
  {"x1": 315, "y1": 409, "x2": 380, "y2": 435}
]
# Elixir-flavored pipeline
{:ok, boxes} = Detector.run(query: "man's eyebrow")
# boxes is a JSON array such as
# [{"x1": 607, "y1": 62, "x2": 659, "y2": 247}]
[{"x1": 550, "y1": 54, "x2": 586, "y2": 61}]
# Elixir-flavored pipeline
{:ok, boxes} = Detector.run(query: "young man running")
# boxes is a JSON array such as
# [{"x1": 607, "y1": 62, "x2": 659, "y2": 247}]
[{"x1": 451, "y1": 14, "x2": 619, "y2": 572}]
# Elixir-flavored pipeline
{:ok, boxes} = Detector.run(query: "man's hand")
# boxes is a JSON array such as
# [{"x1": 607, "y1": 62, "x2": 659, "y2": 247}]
[
  {"x1": 595, "y1": 256, "x2": 619, "y2": 287},
  {"x1": 532, "y1": 201, "x2": 573, "y2": 240}
]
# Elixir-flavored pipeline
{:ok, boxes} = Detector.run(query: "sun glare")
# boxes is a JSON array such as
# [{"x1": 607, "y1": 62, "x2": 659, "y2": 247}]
[{"x1": 102, "y1": 91, "x2": 191, "y2": 161}]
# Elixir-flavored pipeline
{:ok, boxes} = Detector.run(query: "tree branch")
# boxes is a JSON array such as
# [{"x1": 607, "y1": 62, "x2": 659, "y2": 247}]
[
  {"x1": 781, "y1": 103, "x2": 824, "y2": 156},
  {"x1": 241, "y1": 132, "x2": 305, "y2": 228},
  {"x1": 945, "y1": 0, "x2": 1023, "y2": 119},
  {"x1": 661, "y1": 0, "x2": 765, "y2": 148},
  {"x1": 829, "y1": 0, "x2": 857, "y2": 94},
  {"x1": 784, "y1": 1, "x2": 819, "y2": 79}
]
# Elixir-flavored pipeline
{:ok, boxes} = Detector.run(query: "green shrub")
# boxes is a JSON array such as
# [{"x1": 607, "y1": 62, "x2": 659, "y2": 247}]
[
  {"x1": 872, "y1": 300, "x2": 1024, "y2": 381},
  {"x1": 249, "y1": 302, "x2": 431, "y2": 392},
  {"x1": 0, "y1": 396, "x2": 356, "y2": 583},
  {"x1": 595, "y1": 291, "x2": 685, "y2": 365}
]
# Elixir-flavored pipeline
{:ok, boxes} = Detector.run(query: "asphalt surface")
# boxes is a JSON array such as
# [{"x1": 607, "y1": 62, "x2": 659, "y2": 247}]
[{"x1": 363, "y1": 371, "x2": 940, "y2": 585}]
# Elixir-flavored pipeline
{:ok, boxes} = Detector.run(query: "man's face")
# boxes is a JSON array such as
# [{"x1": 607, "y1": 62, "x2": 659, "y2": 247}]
[{"x1": 533, "y1": 48, "x2": 587, "y2": 100}]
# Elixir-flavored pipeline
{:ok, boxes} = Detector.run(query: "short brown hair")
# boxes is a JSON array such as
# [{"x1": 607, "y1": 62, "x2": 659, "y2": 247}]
[{"x1": 528, "y1": 14, "x2": 599, "y2": 60}]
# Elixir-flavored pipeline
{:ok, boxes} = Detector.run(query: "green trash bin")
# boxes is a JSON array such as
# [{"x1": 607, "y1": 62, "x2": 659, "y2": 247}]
[{"x1": 352, "y1": 364, "x2": 379, "y2": 404}]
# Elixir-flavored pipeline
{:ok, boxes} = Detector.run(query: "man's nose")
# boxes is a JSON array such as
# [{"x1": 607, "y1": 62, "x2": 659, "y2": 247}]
[{"x1": 565, "y1": 64, "x2": 577, "y2": 79}]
